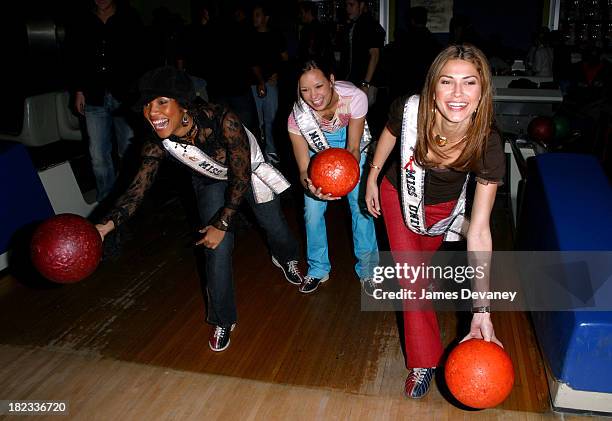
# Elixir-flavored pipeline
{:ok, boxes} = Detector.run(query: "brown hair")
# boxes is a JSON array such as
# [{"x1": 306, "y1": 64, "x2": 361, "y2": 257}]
[{"x1": 415, "y1": 43, "x2": 494, "y2": 172}]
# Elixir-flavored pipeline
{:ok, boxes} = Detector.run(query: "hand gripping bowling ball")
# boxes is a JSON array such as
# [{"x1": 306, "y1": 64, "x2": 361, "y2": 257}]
[
  {"x1": 31, "y1": 214, "x2": 103, "y2": 283},
  {"x1": 308, "y1": 148, "x2": 360, "y2": 197},
  {"x1": 444, "y1": 339, "x2": 514, "y2": 409},
  {"x1": 527, "y1": 116, "x2": 555, "y2": 144}
]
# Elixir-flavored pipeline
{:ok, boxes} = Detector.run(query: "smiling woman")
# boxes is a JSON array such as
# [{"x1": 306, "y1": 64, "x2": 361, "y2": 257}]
[
  {"x1": 287, "y1": 59, "x2": 379, "y2": 295},
  {"x1": 94, "y1": 66, "x2": 304, "y2": 353},
  {"x1": 364, "y1": 44, "x2": 505, "y2": 399}
]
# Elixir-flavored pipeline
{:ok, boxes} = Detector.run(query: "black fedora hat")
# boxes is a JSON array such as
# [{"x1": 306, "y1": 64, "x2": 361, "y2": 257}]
[{"x1": 133, "y1": 66, "x2": 196, "y2": 110}]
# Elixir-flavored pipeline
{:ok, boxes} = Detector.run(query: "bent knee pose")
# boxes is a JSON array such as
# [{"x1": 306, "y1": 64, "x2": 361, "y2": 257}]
[
  {"x1": 365, "y1": 44, "x2": 506, "y2": 398},
  {"x1": 288, "y1": 58, "x2": 379, "y2": 295},
  {"x1": 96, "y1": 67, "x2": 303, "y2": 352}
]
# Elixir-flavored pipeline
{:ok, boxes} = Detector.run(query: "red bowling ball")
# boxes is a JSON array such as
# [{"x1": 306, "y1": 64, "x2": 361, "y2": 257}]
[
  {"x1": 31, "y1": 214, "x2": 103, "y2": 283},
  {"x1": 528, "y1": 116, "x2": 555, "y2": 144},
  {"x1": 445, "y1": 339, "x2": 514, "y2": 409},
  {"x1": 308, "y1": 147, "x2": 360, "y2": 197}
]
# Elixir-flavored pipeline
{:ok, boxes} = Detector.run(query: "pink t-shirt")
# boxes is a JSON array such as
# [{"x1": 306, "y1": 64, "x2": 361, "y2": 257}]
[{"x1": 287, "y1": 81, "x2": 368, "y2": 135}]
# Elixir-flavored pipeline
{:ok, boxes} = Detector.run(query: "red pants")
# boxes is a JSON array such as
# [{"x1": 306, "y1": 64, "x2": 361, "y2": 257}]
[{"x1": 379, "y1": 177, "x2": 456, "y2": 368}]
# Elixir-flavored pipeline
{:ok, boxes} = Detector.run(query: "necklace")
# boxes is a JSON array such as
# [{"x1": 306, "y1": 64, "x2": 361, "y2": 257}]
[
  {"x1": 434, "y1": 134, "x2": 448, "y2": 147},
  {"x1": 434, "y1": 134, "x2": 467, "y2": 147}
]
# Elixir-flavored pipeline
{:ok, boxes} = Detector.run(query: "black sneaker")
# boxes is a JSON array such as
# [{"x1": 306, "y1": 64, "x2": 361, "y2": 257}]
[
  {"x1": 271, "y1": 256, "x2": 303, "y2": 285},
  {"x1": 209, "y1": 323, "x2": 235, "y2": 352},
  {"x1": 299, "y1": 274, "x2": 329, "y2": 294},
  {"x1": 361, "y1": 277, "x2": 377, "y2": 297}
]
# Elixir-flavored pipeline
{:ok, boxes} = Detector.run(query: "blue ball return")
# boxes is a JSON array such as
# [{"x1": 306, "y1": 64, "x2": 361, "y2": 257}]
[
  {"x1": 518, "y1": 153, "x2": 612, "y2": 414},
  {"x1": 0, "y1": 141, "x2": 55, "y2": 269}
]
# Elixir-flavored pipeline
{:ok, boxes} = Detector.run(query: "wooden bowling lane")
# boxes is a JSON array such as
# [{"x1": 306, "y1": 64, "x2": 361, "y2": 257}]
[
  {"x1": 0, "y1": 344, "x2": 598, "y2": 421},
  {"x1": 0, "y1": 186, "x2": 555, "y2": 416}
]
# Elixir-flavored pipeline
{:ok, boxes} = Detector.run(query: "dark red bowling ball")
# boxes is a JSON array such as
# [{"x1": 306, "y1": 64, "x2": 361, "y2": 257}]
[
  {"x1": 445, "y1": 339, "x2": 515, "y2": 409},
  {"x1": 528, "y1": 116, "x2": 555, "y2": 144},
  {"x1": 31, "y1": 214, "x2": 103, "y2": 283},
  {"x1": 309, "y1": 147, "x2": 360, "y2": 197}
]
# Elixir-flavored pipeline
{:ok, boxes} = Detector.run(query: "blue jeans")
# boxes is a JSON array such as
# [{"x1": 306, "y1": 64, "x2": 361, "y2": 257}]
[
  {"x1": 251, "y1": 82, "x2": 279, "y2": 156},
  {"x1": 192, "y1": 176, "x2": 299, "y2": 326},
  {"x1": 84, "y1": 93, "x2": 133, "y2": 201},
  {"x1": 304, "y1": 127, "x2": 379, "y2": 279}
]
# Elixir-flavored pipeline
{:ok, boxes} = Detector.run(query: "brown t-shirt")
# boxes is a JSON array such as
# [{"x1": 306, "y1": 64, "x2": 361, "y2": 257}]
[{"x1": 383, "y1": 95, "x2": 505, "y2": 205}]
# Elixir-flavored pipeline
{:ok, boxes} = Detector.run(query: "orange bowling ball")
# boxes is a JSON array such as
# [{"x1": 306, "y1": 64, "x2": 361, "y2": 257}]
[
  {"x1": 31, "y1": 214, "x2": 103, "y2": 283},
  {"x1": 308, "y1": 147, "x2": 360, "y2": 197},
  {"x1": 444, "y1": 339, "x2": 514, "y2": 409}
]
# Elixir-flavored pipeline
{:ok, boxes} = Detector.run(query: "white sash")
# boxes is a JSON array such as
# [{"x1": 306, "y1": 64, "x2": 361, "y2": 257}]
[
  {"x1": 399, "y1": 95, "x2": 469, "y2": 241},
  {"x1": 162, "y1": 126, "x2": 290, "y2": 204},
  {"x1": 292, "y1": 96, "x2": 372, "y2": 152}
]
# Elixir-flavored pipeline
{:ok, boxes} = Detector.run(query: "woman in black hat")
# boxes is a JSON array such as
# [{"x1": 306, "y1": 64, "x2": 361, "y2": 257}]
[{"x1": 95, "y1": 66, "x2": 303, "y2": 352}]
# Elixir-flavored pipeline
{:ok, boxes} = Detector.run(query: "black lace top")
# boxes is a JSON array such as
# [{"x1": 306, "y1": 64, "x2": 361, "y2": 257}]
[{"x1": 102, "y1": 103, "x2": 251, "y2": 231}]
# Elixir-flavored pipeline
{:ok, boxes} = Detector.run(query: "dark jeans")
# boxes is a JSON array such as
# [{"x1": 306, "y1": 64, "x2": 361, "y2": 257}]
[{"x1": 192, "y1": 176, "x2": 299, "y2": 326}]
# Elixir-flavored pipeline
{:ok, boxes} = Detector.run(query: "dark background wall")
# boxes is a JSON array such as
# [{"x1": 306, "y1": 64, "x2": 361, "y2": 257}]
[
  {"x1": 454, "y1": 0, "x2": 544, "y2": 53},
  {"x1": 5, "y1": 0, "x2": 548, "y2": 105},
  {"x1": 396, "y1": 0, "x2": 544, "y2": 56}
]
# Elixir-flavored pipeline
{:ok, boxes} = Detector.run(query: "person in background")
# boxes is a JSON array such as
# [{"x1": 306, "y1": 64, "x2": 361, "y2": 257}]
[
  {"x1": 526, "y1": 27, "x2": 554, "y2": 77},
  {"x1": 365, "y1": 44, "x2": 505, "y2": 398},
  {"x1": 344, "y1": 0, "x2": 386, "y2": 107},
  {"x1": 206, "y1": 2, "x2": 259, "y2": 137},
  {"x1": 250, "y1": 3, "x2": 289, "y2": 165},
  {"x1": 389, "y1": 6, "x2": 442, "y2": 99},
  {"x1": 67, "y1": 0, "x2": 143, "y2": 202},
  {"x1": 297, "y1": 1, "x2": 333, "y2": 64},
  {"x1": 96, "y1": 67, "x2": 304, "y2": 352},
  {"x1": 288, "y1": 59, "x2": 378, "y2": 295},
  {"x1": 177, "y1": 0, "x2": 218, "y2": 101}
]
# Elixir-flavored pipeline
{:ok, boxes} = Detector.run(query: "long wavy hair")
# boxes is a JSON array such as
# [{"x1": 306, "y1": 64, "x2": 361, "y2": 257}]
[{"x1": 415, "y1": 44, "x2": 494, "y2": 172}]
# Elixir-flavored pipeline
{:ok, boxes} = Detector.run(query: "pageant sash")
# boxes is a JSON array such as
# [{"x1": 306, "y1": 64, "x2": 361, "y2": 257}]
[
  {"x1": 292, "y1": 96, "x2": 372, "y2": 152},
  {"x1": 162, "y1": 126, "x2": 290, "y2": 203},
  {"x1": 399, "y1": 95, "x2": 469, "y2": 241}
]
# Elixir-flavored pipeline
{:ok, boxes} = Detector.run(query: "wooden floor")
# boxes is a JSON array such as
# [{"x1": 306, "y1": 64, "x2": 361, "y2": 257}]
[{"x1": 0, "y1": 177, "x2": 603, "y2": 420}]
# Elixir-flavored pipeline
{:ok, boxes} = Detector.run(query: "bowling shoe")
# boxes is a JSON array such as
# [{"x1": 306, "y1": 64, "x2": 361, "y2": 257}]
[
  {"x1": 299, "y1": 274, "x2": 329, "y2": 294},
  {"x1": 404, "y1": 367, "x2": 435, "y2": 399},
  {"x1": 271, "y1": 256, "x2": 303, "y2": 285},
  {"x1": 360, "y1": 277, "x2": 377, "y2": 297},
  {"x1": 209, "y1": 323, "x2": 236, "y2": 352}
]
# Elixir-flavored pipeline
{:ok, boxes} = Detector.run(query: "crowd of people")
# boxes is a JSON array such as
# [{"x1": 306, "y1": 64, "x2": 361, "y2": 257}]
[{"x1": 62, "y1": 0, "x2": 609, "y2": 400}]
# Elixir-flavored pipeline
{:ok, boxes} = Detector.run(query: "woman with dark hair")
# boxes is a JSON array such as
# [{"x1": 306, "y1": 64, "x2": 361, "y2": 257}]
[
  {"x1": 365, "y1": 44, "x2": 505, "y2": 398},
  {"x1": 288, "y1": 59, "x2": 378, "y2": 294},
  {"x1": 95, "y1": 66, "x2": 303, "y2": 352}
]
